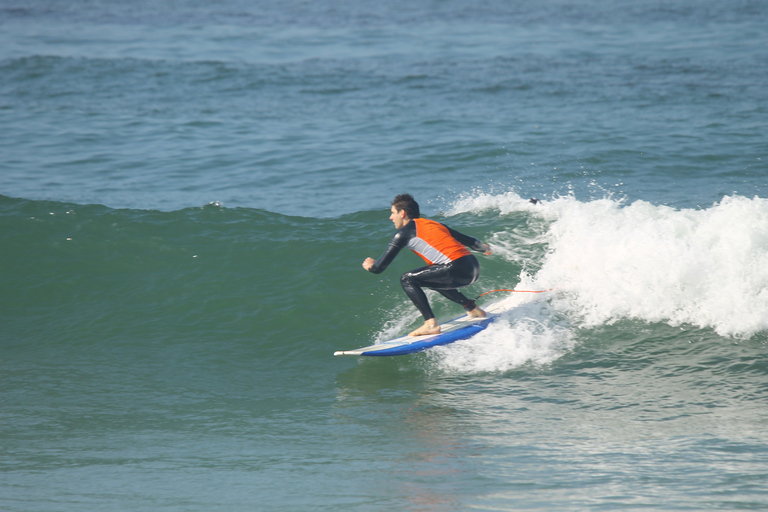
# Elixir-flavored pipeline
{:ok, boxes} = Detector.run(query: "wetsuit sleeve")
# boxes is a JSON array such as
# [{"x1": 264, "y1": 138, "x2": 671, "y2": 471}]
[
  {"x1": 368, "y1": 229, "x2": 409, "y2": 274},
  {"x1": 445, "y1": 225, "x2": 488, "y2": 252}
]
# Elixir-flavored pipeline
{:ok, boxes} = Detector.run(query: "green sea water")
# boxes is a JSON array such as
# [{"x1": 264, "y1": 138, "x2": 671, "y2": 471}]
[{"x1": 3, "y1": 192, "x2": 768, "y2": 510}]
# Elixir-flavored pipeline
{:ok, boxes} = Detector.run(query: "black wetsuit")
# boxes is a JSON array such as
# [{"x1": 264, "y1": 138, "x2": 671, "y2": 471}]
[{"x1": 368, "y1": 218, "x2": 488, "y2": 321}]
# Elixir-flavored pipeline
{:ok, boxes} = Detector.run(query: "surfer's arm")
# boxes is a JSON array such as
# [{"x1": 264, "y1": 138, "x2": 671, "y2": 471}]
[
  {"x1": 365, "y1": 230, "x2": 408, "y2": 274},
  {"x1": 446, "y1": 226, "x2": 492, "y2": 255},
  {"x1": 366, "y1": 241, "x2": 403, "y2": 274}
]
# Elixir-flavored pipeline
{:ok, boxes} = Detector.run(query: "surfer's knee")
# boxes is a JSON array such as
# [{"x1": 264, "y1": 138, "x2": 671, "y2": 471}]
[
  {"x1": 400, "y1": 272, "x2": 416, "y2": 290},
  {"x1": 400, "y1": 272, "x2": 423, "y2": 299}
]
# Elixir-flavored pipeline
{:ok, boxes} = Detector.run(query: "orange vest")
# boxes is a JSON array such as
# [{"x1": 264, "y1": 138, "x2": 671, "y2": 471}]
[{"x1": 407, "y1": 218, "x2": 471, "y2": 265}]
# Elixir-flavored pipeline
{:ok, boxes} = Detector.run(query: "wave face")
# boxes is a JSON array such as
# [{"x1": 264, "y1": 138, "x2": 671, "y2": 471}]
[
  {"x1": 4, "y1": 191, "x2": 766, "y2": 370},
  {"x1": 3, "y1": 194, "x2": 768, "y2": 511}
]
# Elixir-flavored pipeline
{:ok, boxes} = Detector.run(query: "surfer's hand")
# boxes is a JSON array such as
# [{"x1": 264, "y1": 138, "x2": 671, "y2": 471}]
[
  {"x1": 483, "y1": 244, "x2": 493, "y2": 256},
  {"x1": 362, "y1": 257, "x2": 375, "y2": 271}
]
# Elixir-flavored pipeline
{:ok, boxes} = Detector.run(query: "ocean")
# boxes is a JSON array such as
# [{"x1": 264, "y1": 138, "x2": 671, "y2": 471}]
[{"x1": 2, "y1": 1, "x2": 767, "y2": 510}]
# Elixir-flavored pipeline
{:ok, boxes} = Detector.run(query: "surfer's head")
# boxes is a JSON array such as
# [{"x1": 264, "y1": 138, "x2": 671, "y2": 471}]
[{"x1": 392, "y1": 194, "x2": 420, "y2": 219}]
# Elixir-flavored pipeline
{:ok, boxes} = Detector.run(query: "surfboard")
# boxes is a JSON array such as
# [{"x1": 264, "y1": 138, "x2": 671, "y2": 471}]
[{"x1": 334, "y1": 301, "x2": 508, "y2": 357}]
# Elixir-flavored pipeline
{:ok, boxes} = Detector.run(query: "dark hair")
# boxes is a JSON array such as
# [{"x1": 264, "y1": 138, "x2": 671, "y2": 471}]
[{"x1": 392, "y1": 193, "x2": 420, "y2": 219}]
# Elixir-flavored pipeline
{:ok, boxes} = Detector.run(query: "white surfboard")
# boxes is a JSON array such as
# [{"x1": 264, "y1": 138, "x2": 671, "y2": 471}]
[{"x1": 334, "y1": 301, "x2": 511, "y2": 357}]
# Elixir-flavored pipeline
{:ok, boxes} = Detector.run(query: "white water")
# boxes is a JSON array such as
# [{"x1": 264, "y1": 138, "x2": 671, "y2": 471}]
[{"x1": 434, "y1": 191, "x2": 768, "y2": 373}]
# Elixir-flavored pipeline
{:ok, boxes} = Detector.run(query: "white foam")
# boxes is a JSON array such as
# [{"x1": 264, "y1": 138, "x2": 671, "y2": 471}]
[
  {"x1": 451, "y1": 191, "x2": 768, "y2": 339},
  {"x1": 426, "y1": 298, "x2": 575, "y2": 374},
  {"x1": 445, "y1": 190, "x2": 543, "y2": 217}
]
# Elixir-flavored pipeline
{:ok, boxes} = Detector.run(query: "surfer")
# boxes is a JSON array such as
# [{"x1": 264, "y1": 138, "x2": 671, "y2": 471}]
[{"x1": 363, "y1": 194, "x2": 493, "y2": 336}]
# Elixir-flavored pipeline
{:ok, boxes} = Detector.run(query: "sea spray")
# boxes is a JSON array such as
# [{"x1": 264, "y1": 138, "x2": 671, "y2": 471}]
[
  {"x1": 536, "y1": 194, "x2": 768, "y2": 338},
  {"x1": 427, "y1": 293, "x2": 574, "y2": 373},
  {"x1": 441, "y1": 191, "x2": 768, "y2": 371}
]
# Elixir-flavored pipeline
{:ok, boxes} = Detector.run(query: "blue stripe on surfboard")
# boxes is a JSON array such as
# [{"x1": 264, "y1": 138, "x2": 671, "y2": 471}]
[{"x1": 348, "y1": 316, "x2": 496, "y2": 357}]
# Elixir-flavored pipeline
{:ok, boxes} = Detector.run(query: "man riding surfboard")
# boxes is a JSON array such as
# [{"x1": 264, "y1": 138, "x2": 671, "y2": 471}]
[{"x1": 363, "y1": 194, "x2": 493, "y2": 336}]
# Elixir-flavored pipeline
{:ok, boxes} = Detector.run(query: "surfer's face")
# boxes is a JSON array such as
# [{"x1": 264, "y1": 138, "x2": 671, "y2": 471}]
[{"x1": 390, "y1": 206, "x2": 408, "y2": 229}]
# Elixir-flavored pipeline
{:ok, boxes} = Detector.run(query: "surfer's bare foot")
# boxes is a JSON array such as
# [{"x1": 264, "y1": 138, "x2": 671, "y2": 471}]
[
  {"x1": 467, "y1": 307, "x2": 486, "y2": 318},
  {"x1": 409, "y1": 319, "x2": 441, "y2": 337}
]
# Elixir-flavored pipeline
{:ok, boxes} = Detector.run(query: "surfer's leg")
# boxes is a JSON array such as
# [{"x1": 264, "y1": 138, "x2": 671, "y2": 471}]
[
  {"x1": 401, "y1": 257, "x2": 475, "y2": 296},
  {"x1": 401, "y1": 257, "x2": 485, "y2": 333},
  {"x1": 426, "y1": 255, "x2": 486, "y2": 317},
  {"x1": 400, "y1": 268, "x2": 435, "y2": 321},
  {"x1": 435, "y1": 289, "x2": 485, "y2": 316},
  {"x1": 401, "y1": 266, "x2": 443, "y2": 336}
]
